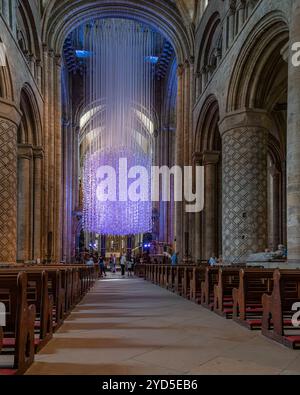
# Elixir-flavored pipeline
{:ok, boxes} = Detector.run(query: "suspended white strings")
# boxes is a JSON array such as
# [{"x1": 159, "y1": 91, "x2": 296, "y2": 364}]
[{"x1": 82, "y1": 18, "x2": 157, "y2": 236}]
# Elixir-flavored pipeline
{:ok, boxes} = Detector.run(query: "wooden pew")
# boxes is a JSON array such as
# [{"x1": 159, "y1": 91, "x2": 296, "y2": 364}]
[
  {"x1": 134, "y1": 264, "x2": 146, "y2": 278},
  {"x1": 167, "y1": 266, "x2": 176, "y2": 291},
  {"x1": 164, "y1": 265, "x2": 171, "y2": 288},
  {"x1": 182, "y1": 266, "x2": 195, "y2": 299},
  {"x1": 190, "y1": 266, "x2": 206, "y2": 303},
  {"x1": 262, "y1": 269, "x2": 300, "y2": 349},
  {"x1": 201, "y1": 267, "x2": 219, "y2": 310},
  {"x1": 232, "y1": 269, "x2": 274, "y2": 329},
  {"x1": 0, "y1": 326, "x2": 2, "y2": 354},
  {"x1": 0, "y1": 272, "x2": 36, "y2": 375},
  {"x1": 160, "y1": 265, "x2": 166, "y2": 287},
  {"x1": 214, "y1": 268, "x2": 241, "y2": 318},
  {"x1": 174, "y1": 266, "x2": 185, "y2": 295},
  {"x1": 0, "y1": 268, "x2": 53, "y2": 351}
]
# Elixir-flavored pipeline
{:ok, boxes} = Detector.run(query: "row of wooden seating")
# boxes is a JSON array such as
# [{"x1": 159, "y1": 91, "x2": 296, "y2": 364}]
[
  {"x1": 0, "y1": 264, "x2": 97, "y2": 375},
  {"x1": 142, "y1": 263, "x2": 300, "y2": 349}
]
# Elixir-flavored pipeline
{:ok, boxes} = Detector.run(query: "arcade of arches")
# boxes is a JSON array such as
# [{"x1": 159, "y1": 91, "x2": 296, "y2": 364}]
[{"x1": 0, "y1": 0, "x2": 300, "y2": 375}]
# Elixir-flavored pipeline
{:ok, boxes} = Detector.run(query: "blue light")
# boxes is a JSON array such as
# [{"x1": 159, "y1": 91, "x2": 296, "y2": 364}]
[
  {"x1": 76, "y1": 50, "x2": 92, "y2": 58},
  {"x1": 145, "y1": 56, "x2": 159, "y2": 64}
]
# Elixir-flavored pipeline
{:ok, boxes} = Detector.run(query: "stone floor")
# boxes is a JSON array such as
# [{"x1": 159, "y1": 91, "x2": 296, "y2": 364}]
[{"x1": 26, "y1": 274, "x2": 300, "y2": 375}]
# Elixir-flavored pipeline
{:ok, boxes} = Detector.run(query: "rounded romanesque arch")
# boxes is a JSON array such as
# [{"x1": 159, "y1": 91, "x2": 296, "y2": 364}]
[
  {"x1": 17, "y1": 85, "x2": 43, "y2": 263},
  {"x1": 227, "y1": 11, "x2": 289, "y2": 112},
  {"x1": 194, "y1": 94, "x2": 222, "y2": 261},
  {"x1": 42, "y1": 0, "x2": 192, "y2": 64},
  {"x1": 194, "y1": 94, "x2": 220, "y2": 153},
  {"x1": 220, "y1": 10, "x2": 289, "y2": 263}
]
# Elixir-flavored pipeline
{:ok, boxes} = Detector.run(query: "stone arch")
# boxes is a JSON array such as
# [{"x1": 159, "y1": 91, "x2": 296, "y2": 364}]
[
  {"x1": 194, "y1": 94, "x2": 222, "y2": 260},
  {"x1": 196, "y1": 12, "x2": 221, "y2": 74},
  {"x1": 195, "y1": 94, "x2": 220, "y2": 153},
  {"x1": 16, "y1": 1, "x2": 42, "y2": 62},
  {"x1": 226, "y1": 10, "x2": 289, "y2": 250},
  {"x1": 42, "y1": 0, "x2": 192, "y2": 64},
  {"x1": 18, "y1": 84, "x2": 42, "y2": 146},
  {"x1": 17, "y1": 85, "x2": 43, "y2": 262},
  {"x1": 227, "y1": 11, "x2": 289, "y2": 112}
]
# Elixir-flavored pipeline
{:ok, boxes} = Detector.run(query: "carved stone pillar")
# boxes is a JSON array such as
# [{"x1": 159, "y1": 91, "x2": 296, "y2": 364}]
[
  {"x1": 175, "y1": 64, "x2": 184, "y2": 257},
  {"x1": 270, "y1": 165, "x2": 281, "y2": 251},
  {"x1": 33, "y1": 147, "x2": 43, "y2": 261},
  {"x1": 219, "y1": 109, "x2": 271, "y2": 263},
  {"x1": 202, "y1": 151, "x2": 220, "y2": 260},
  {"x1": 287, "y1": 0, "x2": 300, "y2": 262},
  {"x1": 17, "y1": 144, "x2": 33, "y2": 262},
  {"x1": 193, "y1": 152, "x2": 202, "y2": 263},
  {"x1": 0, "y1": 99, "x2": 21, "y2": 263}
]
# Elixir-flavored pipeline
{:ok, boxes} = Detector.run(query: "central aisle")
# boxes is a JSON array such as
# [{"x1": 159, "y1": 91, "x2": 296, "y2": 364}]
[{"x1": 27, "y1": 274, "x2": 300, "y2": 375}]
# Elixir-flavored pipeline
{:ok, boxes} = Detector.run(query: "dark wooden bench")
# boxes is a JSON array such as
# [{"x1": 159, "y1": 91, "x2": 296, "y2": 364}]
[
  {"x1": 0, "y1": 272, "x2": 36, "y2": 375},
  {"x1": 262, "y1": 269, "x2": 300, "y2": 349},
  {"x1": 201, "y1": 267, "x2": 219, "y2": 310},
  {"x1": 167, "y1": 266, "x2": 176, "y2": 291},
  {"x1": 134, "y1": 264, "x2": 146, "y2": 278},
  {"x1": 190, "y1": 266, "x2": 206, "y2": 303},
  {"x1": 0, "y1": 269, "x2": 53, "y2": 352},
  {"x1": 232, "y1": 268, "x2": 274, "y2": 329},
  {"x1": 164, "y1": 265, "x2": 171, "y2": 288},
  {"x1": 214, "y1": 268, "x2": 241, "y2": 318},
  {"x1": 182, "y1": 266, "x2": 195, "y2": 299},
  {"x1": 174, "y1": 266, "x2": 185, "y2": 295},
  {"x1": 160, "y1": 265, "x2": 168, "y2": 287}
]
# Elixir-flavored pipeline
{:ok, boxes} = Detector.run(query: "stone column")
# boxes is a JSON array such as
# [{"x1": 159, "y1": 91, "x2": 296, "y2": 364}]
[
  {"x1": 175, "y1": 64, "x2": 184, "y2": 257},
  {"x1": 219, "y1": 109, "x2": 271, "y2": 263},
  {"x1": 193, "y1": 152, "x2": 202, "y2": 263},
  {"x1": 17, "y1": 144, "x2": 33, "y2": 262},
  {"x1": 33, "y1": 147, "x2": 43, "y2": 261},
  {"x1": 202, "y1": 151, "x2": 220, "y2": 260},
  {"x1": 270, "y1": 165, "x2": 280, "y2": 251},
  {"x1": 183, "y1": 61, "x2": 191, "y2": 260},
  {"x1": 287, "y1": 0, "x2": 300, "y2": 263},
  {"x1": 0, "y1": 99, "x2": 21, "y2": 263}
]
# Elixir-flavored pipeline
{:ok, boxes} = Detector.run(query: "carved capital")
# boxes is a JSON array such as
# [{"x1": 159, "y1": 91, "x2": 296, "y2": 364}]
[
  {"x1": 0, "y1": 98, "x2": 22, "y2": 126},
  {"x1": 33, "y1": 146, "x2": 44, "y2": 159},
  {"x1": 218, "y1": 109, "x2": 273, "y2": 137},
  {"x1": 177, "y1": 64, "x2": 184, "y2": 77},
  {"x1": 202, "y1": 151, "x2": 220, "y2": 165},
  {"x1": 18, "y1": 144, "x2": 33, "y2": 160}
]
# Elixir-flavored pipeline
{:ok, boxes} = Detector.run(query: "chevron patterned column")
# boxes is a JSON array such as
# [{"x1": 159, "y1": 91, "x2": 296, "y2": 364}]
[
  {"x1": 219, "y1": 109, "x2": 271, "y2": 264},
  {"x1": 0, "y1": 99, "x2": 21, "y2": 263}
]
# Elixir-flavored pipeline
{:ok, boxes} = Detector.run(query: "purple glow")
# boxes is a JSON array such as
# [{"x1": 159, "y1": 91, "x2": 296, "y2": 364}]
[{"x1": 83, "y1": 147, "x2": 152, "y2": 236}]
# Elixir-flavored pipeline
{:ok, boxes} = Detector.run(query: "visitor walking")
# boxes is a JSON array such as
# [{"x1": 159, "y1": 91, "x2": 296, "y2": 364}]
[
  {"x1": 113, "y1": 254, "x2": 117, "y2": 273},
  {"x1": 208, "y1": 254, "x2": 218, "y2": 266},
  {"x1": 120, "y1": 254, "x2": 126, "y2": 276},
  {"x1": 171, "y1": 252, "x2": 179, "y2": 266},
  {"x1": 98, "y1": 256, "x2": 107, "y2": 278},
  {"x1": 127, "y1": 257, "x2": 133, "y2": 277}
]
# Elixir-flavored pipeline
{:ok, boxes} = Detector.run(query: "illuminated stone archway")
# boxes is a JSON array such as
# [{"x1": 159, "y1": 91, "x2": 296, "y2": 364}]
[{"x1": 41, "y1": 0, "x2": 193, "y2": 261}]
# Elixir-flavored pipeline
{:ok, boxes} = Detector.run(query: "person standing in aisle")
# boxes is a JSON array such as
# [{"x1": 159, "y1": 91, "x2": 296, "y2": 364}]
[{"x1": 120, "y1": 254, "x2": 126, "y2": 276}]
